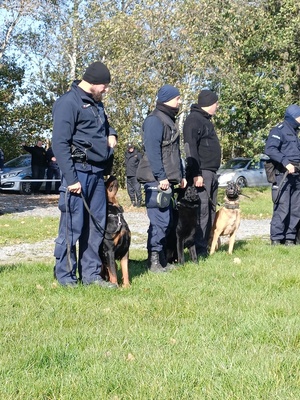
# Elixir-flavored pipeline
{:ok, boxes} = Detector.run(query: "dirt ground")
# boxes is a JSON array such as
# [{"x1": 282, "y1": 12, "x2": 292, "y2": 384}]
[
  {"x1": 0, "y1": 192, "x2": 59, "y2": 214},
  {"x1": 0, "y1": 191, "x2": 149, "y2": 264},
  {"x1": 0, "y1": 191, "x2": 271, "y2": 265}
]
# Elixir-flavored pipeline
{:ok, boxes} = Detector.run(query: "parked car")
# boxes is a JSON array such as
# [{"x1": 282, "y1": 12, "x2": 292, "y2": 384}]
[
  {"x1": 0, "y1": 154, "x2": 59, "y2": 194},
  {"x1": 217, "y1": 156, "x2": 271, "y2": 188}
]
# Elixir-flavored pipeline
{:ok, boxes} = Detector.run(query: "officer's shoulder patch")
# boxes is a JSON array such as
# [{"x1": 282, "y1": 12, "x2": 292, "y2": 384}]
[{"x1": 271, "y1": 134, "x2": 281, "y2": 140}]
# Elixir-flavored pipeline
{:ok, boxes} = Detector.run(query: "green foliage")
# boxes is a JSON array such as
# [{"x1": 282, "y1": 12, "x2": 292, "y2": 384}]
[
  {"x1": 1, "y1": 0, "x2": 300, "y2": 174},
  {"x1": 0, "y1": 216, "x2": 58, "y2": 245},
  {"x1": 0, "y1": 59, "x2": 25, "y2": 161}
]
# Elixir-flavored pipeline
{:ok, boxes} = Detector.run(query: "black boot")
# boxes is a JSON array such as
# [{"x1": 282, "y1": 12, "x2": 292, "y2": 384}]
[
  {"x1": 159, "y1": 250, "x2": 175, "y2": 271},
  {"x1": 148, "y1": 251, "x2": 167, "y2": 273}
]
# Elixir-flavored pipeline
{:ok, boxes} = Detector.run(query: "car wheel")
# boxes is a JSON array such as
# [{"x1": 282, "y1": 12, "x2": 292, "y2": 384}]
[
  {"x1": 20, "y1": 178, "x2": 32, "y2": 195},
  {"x1": 236, "y1": 176, "x2": 247, "y2": 188}
]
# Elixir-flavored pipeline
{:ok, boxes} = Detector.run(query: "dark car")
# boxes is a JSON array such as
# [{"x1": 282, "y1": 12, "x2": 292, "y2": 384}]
[{"x1": 217, "y1": 156, "x2": 271, "y2": 188}]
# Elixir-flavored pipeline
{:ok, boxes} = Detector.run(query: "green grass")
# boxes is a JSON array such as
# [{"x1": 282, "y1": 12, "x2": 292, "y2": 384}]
[
  {"x1": 0, "y1": 216, "x2": 58, "y2": 245},
  {"x1": 1, "y1": 243, "x2": 300, "y2": 399},
  {"x1": 218, "y1": 186, "x2": 273, "y2": 219},
  {"x1": 1, "y1": 186, "x2": 296, "y2": 400}
]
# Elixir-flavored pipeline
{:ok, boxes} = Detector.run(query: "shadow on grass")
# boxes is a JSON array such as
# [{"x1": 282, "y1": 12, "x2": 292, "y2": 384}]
[
  {"x1": 0, "y1": 263, "x2": 21, "y2": 274},
  {"x1": 218, "y1": 239, "x2": 248, "y2": 253},
  {"x1": 123, "y1": 258, "x2": 148, "y2": 283}
]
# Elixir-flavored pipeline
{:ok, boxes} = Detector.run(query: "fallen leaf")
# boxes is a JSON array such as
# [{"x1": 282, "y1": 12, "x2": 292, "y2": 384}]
[{"x1": 126, "y1": 353, "x2": 135, "y2": 361}]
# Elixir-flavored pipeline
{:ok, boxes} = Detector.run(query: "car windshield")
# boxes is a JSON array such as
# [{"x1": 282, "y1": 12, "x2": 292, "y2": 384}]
[
  {"x1": 4, "y1": 156, "x2": 31, "y2": 168},
  {"x1": 220, "y1": 159, "x2": 250, "y2": 170}
]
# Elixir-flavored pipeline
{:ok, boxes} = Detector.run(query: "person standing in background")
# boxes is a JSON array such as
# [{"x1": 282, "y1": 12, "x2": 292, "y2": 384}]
[
  {"x1": 125, "y1": 143, "x2": 142, "y2": 207},
  {"x1": 0, "y1": 148, "x2": 4, "y2": 170},
  {"x1": 45, "y1": 146, "x2": 60, "y2": 194},
  {"x1": 22, "y1": 140, "x2": 47, "y2": 194},
  {"x1": 183, "y1": 89, "x2": 221, "y2": 258}
]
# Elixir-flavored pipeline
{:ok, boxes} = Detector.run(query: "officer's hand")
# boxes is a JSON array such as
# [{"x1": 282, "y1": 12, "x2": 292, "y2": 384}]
[
  {"x1": 193, "y1": 176, "x2": 204, "y2": 187},
  {"x1": 159, "y1": 179, "x2": 170, "y2": 190},
  {"x1": 108, "y1": 135, "x2": 117, "y2": 148},
  {"x1": 286, "y1": 163, "x2": 296, "y2": 174},
  {"x1": 68, "y1": 182, "x2": 82, "y2": 194},
  {"x1": 180, "y1": 178, "x2": 187, "y2": 188}
]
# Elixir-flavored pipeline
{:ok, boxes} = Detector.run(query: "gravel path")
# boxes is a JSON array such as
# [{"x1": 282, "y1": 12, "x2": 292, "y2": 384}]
[{"x1": 0, "y1": 193, "x2": 270, "y2": 264}]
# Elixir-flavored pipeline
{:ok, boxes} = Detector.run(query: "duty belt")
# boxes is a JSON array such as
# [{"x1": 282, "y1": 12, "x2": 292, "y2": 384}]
[{"x1": 72, "y1": 157, "x2": 86, "y2": 163}]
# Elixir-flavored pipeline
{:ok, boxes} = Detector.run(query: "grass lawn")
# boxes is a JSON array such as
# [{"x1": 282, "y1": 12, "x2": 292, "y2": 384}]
[{"x1": 2, "y1": 187, "x2": 300, "y2": 399}]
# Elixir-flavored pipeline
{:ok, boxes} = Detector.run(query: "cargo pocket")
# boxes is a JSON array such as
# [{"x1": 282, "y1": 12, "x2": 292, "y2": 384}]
[
  {"x1": 58, "y1": 188, "x2": 78, "y2": 213},
  {"x1": 145, "y1": 187, "x2": 159, "y2": 208},
  {"x1": 54, "y1": 237, "x2": 66, "y2": 259}
]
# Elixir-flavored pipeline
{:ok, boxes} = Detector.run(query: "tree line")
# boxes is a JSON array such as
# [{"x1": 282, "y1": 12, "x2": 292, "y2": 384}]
[{"x1": 1, "y1": 0, "x2": 299, "y2": 185}]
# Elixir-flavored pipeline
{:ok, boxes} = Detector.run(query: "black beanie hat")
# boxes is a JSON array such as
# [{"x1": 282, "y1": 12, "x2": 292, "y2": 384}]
[
  {"x1": 82, "y1": 61, "x2": 111, "y2": 84},
  {"x1": 198, "y1": 89, "x2": 218, "y2": 107}
]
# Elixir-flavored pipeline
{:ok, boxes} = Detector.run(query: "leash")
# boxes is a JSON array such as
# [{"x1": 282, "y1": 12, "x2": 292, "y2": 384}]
[
  {"x1": 80, "y1": 192, "x2": 122, "y2": 236},
  {"x1": 240, "y1": 192, "x2": 250, "y2": 199},
  {"x1": 273, "y1": 170, "x2": 289, "y2": 204},
  {"x1": 63, "y1": 190, "x2": 120, "y2": 279},
  {"x1": 65, "y1": 190, "x2": 73, "y2": 274},
  {"x1": 203, "y1": 185, "x2": 220, "y2": 212}
]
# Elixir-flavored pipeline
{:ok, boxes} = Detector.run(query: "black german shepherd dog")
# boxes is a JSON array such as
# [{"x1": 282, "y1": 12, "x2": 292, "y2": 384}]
[{"x1": 166, "y1": 184, "x2": 200, "y2": 264}]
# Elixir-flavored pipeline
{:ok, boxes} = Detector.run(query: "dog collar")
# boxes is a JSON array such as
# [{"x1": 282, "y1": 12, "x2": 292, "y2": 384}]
[{"x1": 224, "y1": 203, "x2": 239, "y2": 210}]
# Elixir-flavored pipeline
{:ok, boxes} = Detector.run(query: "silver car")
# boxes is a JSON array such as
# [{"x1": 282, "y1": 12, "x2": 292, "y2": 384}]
[
  {"x1": 217, "y1": 156, "x2": 271, "y2": 188},
  {"x1": 0, "y1": 154, "x2": 59, "y2": 194},
  {"x1": 0, "y1": 155, "x2": 33, "y2": 194}
]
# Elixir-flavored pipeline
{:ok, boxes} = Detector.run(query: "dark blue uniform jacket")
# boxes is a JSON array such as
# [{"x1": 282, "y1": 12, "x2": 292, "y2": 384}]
[
  {"x1": 264, "y1": 116, "x2": 300, "y2": 168},
  {"x1": 52, "y1": 81, "x2": 115, "y2": 186}
]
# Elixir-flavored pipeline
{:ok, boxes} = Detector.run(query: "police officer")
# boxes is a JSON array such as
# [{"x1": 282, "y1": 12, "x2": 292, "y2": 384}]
[
  {"x1": 125, "y1": 143, "x2": 142, "y2": 207},
  {"x1": 0, "y1": 148, "x2": 4, "y2": 170},
  {"x1": 52, "y1": 61, "x2": 117, "y2": 287},
  {"x1": 137, "y1": 84, "x2": 186, "y2": 272},
  {"x1": 183, "y1": 89, "x2": 220, "y2": 257},
  {"x1": 264, "y1": 104, "x2": 300, "y2": 245},
  {"x1": 22, "y1": 140, "x2": 47, "y2": 194},
  {"x1": 45, "y1": 146, "x2": 60, "y2": 194}
]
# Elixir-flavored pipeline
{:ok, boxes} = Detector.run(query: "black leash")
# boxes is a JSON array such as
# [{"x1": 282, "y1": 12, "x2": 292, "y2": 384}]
[
  {"x1": 80, "y1": 192, "x2": 122, "y2": 236},
  {"x1": 65, "y1": 190, "x2": 73, "y2": 274},
  {"x1": 274, "y1": 170, "x2": 289, "y2": 204},
  {"x1": 203, "y1": 185, "x2": 220, "y2": 212},
  {"x1": 63, "y1": 191, "x2": 120, "y2": 279}
]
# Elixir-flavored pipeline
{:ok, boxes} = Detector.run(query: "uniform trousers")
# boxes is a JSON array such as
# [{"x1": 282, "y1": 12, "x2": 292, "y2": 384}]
[
  {"x1": 31, "y1": 164, "x2": 46, "y2": 193},
  {"x1": 271, "y1": 172, "x2": 300, "y2": 241},
  {"x1": 126, "y1": 175, "x2": 142, "y2": 203},
  {"x1": 195, "y1": 170, "x2": 219, "y2": 255},
  {"x1": 54, "y1": 164, "x2": 106, "y2": 285},
  {"x1": 144, "y1": 181, "x2": 172, "y2": 253}
]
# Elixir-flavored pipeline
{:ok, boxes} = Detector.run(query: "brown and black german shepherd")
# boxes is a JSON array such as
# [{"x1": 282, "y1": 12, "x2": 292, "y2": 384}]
[{"x1": 100, "y1": 176, "x2": 131, "y2": 287}]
